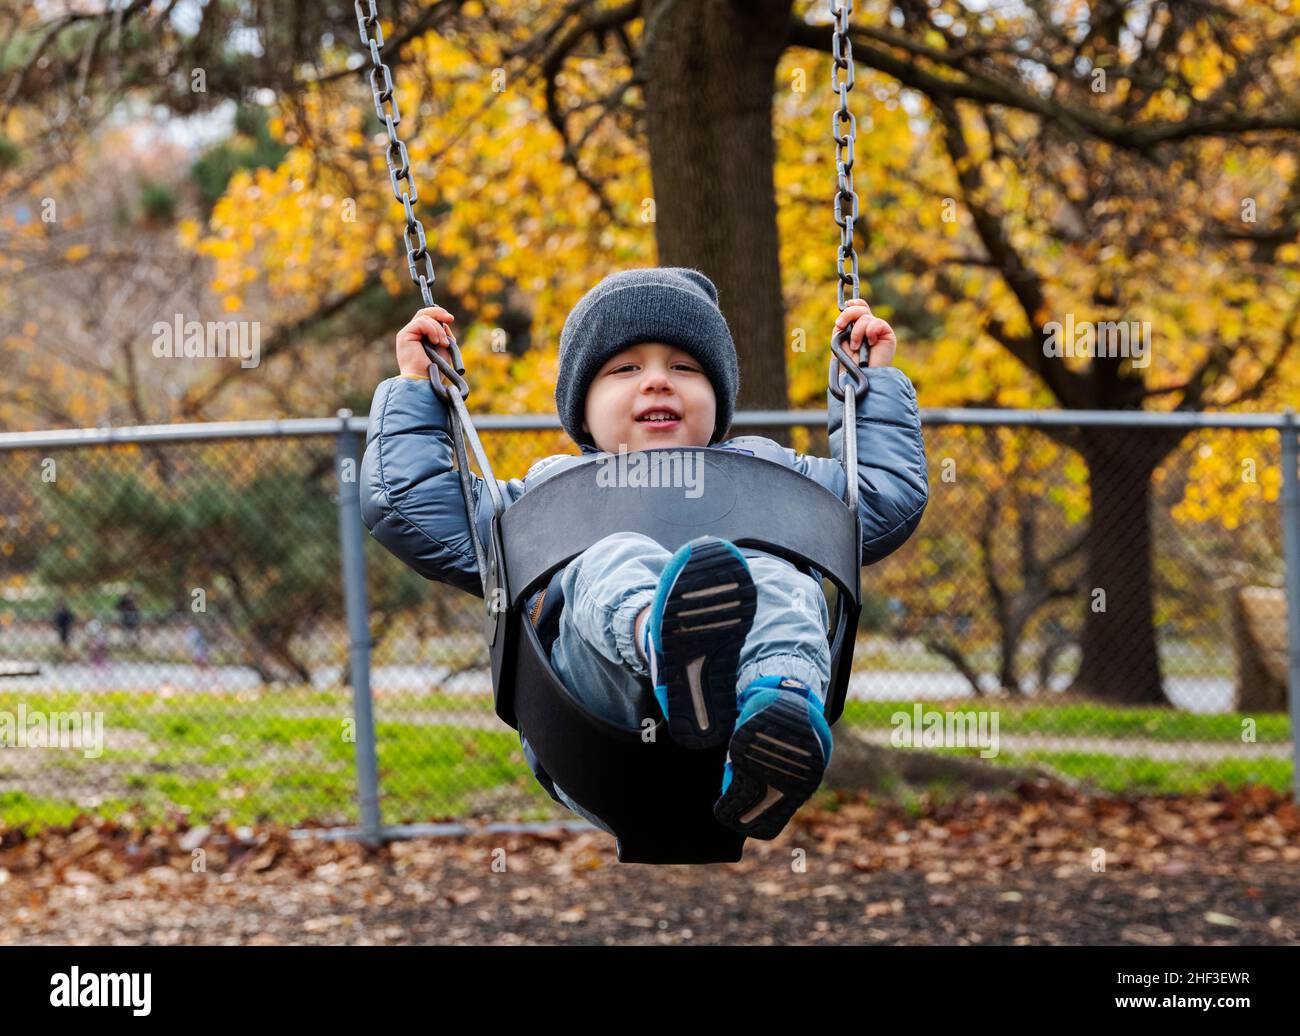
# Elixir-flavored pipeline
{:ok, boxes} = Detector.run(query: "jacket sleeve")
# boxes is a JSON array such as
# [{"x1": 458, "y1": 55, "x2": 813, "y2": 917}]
[
  {"x1": 824, "y1": 365, "x2": 929, "y2": 566},
  {"x1": 359, "y1": 375, "x2": 521, "y2": 599}
]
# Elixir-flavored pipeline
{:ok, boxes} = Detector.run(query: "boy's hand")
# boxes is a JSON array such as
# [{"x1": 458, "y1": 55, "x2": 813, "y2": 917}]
[
  {"x1": 834, "y1": 298, "x2": 896, "y2": 368},
  {"x1": 396, "y1": 305, "x2": 456, "y2": 377}
]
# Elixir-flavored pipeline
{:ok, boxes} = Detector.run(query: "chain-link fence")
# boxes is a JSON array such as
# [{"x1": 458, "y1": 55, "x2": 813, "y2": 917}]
[{"x1": 0, "y1": 408, "x2": 1296, "y2": 836}]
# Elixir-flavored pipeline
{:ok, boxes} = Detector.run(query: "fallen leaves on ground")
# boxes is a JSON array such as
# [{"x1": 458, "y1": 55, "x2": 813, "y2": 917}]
[{"x1": 0, "y1": 781, "x2": 1296, "y2": 945}]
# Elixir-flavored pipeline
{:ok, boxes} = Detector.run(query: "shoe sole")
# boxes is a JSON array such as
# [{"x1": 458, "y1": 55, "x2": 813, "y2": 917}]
[
  {"x1": 714, "y1": 694, "x2": 826, "y2": 840},
  {"x1": 657, "y1": 539, "x2": 756, "y2": 749}
]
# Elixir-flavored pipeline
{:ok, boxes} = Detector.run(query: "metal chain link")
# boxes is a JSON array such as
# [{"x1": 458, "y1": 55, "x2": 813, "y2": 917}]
[
  {"x1": 831, "y1": 0, "x2": 859, "y2": 310},
  {"x1": 826, "y1": 0, "x2": 866, "y2": 513},
  {"x1": 355, "y1": 0, "x2": 469, "y2": 405},
  {"x1": 356, "y1": 0, "x2": 506, "y2": 609},
  {"x1": 828, "y1": 0, "x2": 867, "y2": 408}
]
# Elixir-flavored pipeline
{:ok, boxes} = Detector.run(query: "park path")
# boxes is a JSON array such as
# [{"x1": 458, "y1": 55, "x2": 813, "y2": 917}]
[{"x1": 0, "y1": 659, "x2": 1241, "y2": 712}]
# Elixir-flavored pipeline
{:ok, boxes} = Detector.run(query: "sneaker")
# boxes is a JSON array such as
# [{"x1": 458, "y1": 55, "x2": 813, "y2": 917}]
[
  {"x1": 640, "y1": 536, "x2": 757, "y2": 748},
  {"x1": 714, "y1": 676, "x2": 832, "y2": 839}
]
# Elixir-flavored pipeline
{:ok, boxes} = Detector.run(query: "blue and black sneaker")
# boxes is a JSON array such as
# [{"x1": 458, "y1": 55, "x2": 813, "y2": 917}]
[
  {"x1": 714, "y1": 675, "x2": 833, "y2": 840},
  {"x1": 639, "y1": 535, "x2": 757, "y2": 749}
]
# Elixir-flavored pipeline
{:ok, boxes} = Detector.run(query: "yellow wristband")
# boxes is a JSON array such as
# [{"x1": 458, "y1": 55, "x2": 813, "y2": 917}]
[{"x1": 400, "y1": 372, "x2": 431, "y2": 381}]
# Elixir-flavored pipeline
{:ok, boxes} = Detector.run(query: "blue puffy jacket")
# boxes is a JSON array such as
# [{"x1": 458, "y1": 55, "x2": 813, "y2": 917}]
[{"x1": 360, "y1": 366, "x2": 929, "y2": 594}]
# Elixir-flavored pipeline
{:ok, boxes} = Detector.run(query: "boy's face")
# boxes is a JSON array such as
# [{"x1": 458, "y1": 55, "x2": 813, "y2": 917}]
[{"x1": 581, "y1": 342, "x2": 717, "y2": 453}]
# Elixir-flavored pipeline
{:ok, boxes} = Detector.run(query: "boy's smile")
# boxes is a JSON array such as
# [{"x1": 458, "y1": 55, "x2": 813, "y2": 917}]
[{"x1": 582, "y1": 342, "x2": 717, "y2": 453}]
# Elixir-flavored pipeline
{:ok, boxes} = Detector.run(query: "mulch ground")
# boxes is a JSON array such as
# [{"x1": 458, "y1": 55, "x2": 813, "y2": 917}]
[{"x1": 1, "y1": 782, "x2": 1297, "y2": 945}]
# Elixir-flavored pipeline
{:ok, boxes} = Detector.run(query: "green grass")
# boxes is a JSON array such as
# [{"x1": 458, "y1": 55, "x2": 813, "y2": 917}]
[
  {"x1": 0, "y1": 686, "x2": 1291, "y2": 832},
  {"x1": 866, "y1": 744, "x2": 1293, "y2": 796},
  {"x1": 830, "y1": 745, "x2": 1292, "y2": 800},
  {"x1": 839, "y1": 699, "x2": 1291, "y2": 742},
  {"x1": 0, "y1": 687, "x2": 560, "y2": 832},
  {"x1": 373, "y1": 722, "x2": 561, "y2": 823},
  {"x1": 8, "y1": 690, "x2": 1282, "y2": 743},
  {"x1": 0, "y1": 790, "x2": 139, "y2": 830},
  {"x1": 1001, "y1": 751, "x2": 1293, "y2": 795}
]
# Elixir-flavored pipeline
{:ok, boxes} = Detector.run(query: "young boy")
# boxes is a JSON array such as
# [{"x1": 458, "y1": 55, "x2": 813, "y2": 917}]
[{"x1": 361, "y1": 267, "x2": 928, "y2": 840}]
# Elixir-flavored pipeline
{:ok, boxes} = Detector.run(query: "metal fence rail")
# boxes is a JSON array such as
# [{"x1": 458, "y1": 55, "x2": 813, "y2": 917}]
[{"x1": 0, "y1": 405, "x2": 1295, "y2": 838}]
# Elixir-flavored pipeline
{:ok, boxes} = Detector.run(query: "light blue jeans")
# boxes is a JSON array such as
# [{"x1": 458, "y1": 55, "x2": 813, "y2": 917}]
[{"x1": 545, "y1": 532, "x2": 833, "y2": 833}]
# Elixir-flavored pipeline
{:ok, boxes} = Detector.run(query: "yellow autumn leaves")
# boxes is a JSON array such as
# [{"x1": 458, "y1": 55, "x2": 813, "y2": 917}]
[{"x1": 171, "y1": 2, "x2": 1299, "y2": 533}]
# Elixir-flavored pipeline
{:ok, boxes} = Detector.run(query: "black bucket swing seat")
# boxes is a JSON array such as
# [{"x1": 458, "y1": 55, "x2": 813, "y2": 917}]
[{"x1": 475, "y1": 438, "x2": 865, "y2": 864}]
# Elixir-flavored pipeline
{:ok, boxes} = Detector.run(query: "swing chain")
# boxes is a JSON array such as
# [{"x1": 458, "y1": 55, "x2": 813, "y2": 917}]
[
  {"x1": 355, "y1": 0, "x2": 469, "y2": 404},
  {"x1": 828, "y1": 0, "x2": 867, "y2": 406}
]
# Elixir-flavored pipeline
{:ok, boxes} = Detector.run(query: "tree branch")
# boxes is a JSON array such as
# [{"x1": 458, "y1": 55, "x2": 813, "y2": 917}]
[
  {"x1": 177, "y1": 275, "x2": 383, "y2": 419},
  {"x1": 535, "y1": 0, "x2": 644, "y2": 221},
  {"x1": 784, "y1": 18, "x2": 1300, "y2": 153}
]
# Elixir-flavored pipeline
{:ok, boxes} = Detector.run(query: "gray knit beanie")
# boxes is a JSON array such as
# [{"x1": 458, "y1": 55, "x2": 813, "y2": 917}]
[{"x1": 555, "y1": 267, "x2": 739, "y2": 448}]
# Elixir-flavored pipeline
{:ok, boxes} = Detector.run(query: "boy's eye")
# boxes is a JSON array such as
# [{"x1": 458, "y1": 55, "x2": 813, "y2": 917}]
[{"x1": 610, "y1": 363, "x2": 701, "y2": 373}]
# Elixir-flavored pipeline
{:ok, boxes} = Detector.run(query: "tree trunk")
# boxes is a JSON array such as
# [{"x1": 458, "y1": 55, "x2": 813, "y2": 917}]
[
  {"x1": 1070, "y1": 430, "x2": 1169, "y2": 704},
  {"x1": 998, "y1": 612, "x2": 1027, "y2": 694},
  {"x1": 640, "y1": 0, "x2": 794, "y2": 443}
]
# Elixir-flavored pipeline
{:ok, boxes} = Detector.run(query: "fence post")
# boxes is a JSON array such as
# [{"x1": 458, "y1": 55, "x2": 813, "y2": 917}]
[
  {"x1": 336, "y1": 409, "x2": 382, "y2": 846},
  {"x1": 1282, "y1": 409, "x2": 1300, "y2": 800}
]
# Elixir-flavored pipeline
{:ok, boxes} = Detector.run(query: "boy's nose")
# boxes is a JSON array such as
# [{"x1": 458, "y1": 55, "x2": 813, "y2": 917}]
[{"x1": 638, "y1": 367, "x2": 673, "y2": 389}]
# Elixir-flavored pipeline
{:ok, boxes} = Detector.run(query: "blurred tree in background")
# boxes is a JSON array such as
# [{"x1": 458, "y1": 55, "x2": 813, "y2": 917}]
[{"x1": 1, "y1": 0, "x2": 1297, "y2": 703}]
